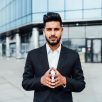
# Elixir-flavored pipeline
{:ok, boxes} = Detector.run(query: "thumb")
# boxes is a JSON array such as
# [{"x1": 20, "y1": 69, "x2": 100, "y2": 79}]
[{"x1": 54, "y1": 69, "x2": 60, "y2": 75}]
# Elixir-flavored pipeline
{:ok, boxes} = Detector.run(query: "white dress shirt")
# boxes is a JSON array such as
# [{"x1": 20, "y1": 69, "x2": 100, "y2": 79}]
[{"x1": 46, "y1": 43, "x2": 61, "y2": 69}]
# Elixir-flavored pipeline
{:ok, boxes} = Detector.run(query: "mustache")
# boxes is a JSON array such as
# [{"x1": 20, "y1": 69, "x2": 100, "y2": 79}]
[{"x1": 49, "y1": 35, "x2": 57, "y2": 39}]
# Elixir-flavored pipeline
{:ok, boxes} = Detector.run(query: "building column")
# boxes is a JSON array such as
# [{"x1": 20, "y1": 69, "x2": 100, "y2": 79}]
[
  {"x1": 0, "y1": 43, "x2": 2, "y2": 56},
  {"x1": 16, "y1": 33, "x2": 21, "y2": 58},
  {"x1": 29, "y1": 28, "x2": 39, "y2": 50},
  {"x1": 6, "y1": 37, "x2": 10, "y2": 57}
]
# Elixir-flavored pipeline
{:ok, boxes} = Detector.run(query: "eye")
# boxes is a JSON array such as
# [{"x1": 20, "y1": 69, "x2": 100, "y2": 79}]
[
  {"x1": 54, "y1": 28, "x2": 60, "y2": 31},
  {"x1": 46, "y1": 28, "x2": 52, "y2": 31}
]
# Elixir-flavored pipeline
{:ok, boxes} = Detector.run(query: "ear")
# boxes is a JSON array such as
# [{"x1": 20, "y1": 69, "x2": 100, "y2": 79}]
[
  {"x1": 60, "y1": 27, "x2": 63, "y2": 36},
  {"x1": 61, "y1": 27, "x2": 63, "y2": 33},
  {"x1": 43, "y1": 28, "x2": 45, "y2": 36},
  {"x1": 61, "y1": 27, "x2": 63, "y2": 32}
]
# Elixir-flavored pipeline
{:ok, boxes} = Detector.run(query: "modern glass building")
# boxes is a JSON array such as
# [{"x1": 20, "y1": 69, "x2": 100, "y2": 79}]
[{"x1": 0, "y1": 0, "x2": 102, "y2": 62}]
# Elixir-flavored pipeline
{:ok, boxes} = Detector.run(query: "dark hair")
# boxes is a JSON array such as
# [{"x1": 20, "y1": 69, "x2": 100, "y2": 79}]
[{"x1": 43, "y1": 12, "x2": 62, "y2": 28}]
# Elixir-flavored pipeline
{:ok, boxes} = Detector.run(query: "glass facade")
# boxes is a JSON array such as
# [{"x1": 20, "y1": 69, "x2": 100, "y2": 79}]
[
  {"x1": 0, "y1": 0, "x2": 102, "y2": 62},
  {"x1": 0, "y1": 0, "x2": 32, "y2": 33},
  {"x1": 32, "y1": 0, "x2": 102, "y2": 22},
  {"x1": 0, "y1": 0, "x2": 102, "y2": 33}
]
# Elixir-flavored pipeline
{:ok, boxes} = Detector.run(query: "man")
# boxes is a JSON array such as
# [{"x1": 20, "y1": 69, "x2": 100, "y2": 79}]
[{"x1": 22, "y1": 12, "x2": 86, "y2": 102}]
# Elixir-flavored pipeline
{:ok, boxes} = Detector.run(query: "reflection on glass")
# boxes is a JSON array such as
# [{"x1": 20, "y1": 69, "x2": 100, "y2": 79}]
[
  {"x1": 65, "y1": 11, "x2": 82, "y2": 20},
  {"x1": 62, "y1": 38, "x2": 85, "y2": 52},
  {"x1": 86, "y1": 40, "x2": 92, "y2": 62},
  {"x1": 84, "y1": 0, "x2": 101, "y2": 9},
  {"x1": 10, "y1": 43, "x2": 16, "y2": 57},
  {"x1": 93, "y1": 40, "x2": 101, "y2": 62},
  {"x1": 66, "y1": 0, "x2": 82, "y2": 10},
  {"x1": 49, "y1": 0, "x2": 64, "y2": 11},
  {"x1": 84, "y1": 9, "x2": 101, "y2": 19},
  {"x1": 87, "y1": 47, "x2": 92, "y2": 62},
  {"x1": 32, "y1": 0, "x2": 47, "y2": 12}
]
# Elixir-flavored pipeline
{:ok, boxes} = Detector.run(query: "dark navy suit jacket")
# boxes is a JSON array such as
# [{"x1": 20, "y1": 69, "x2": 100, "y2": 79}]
[{"x1": 22, "y1": 44, "x2": 85, "y2": 102}]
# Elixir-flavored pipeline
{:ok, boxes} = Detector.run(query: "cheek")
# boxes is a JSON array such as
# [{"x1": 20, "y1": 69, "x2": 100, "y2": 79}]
[
  {"x1": 56, "y1": 32, "x2": 62, "y2": 37},
  {"x1": 45, "y1": 33, "x2": 50, "y2": 38}
]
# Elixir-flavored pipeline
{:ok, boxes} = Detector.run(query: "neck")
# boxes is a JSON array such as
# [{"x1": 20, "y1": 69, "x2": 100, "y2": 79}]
[{"x1": 48, "y1": 43, "x2": 60, "y2": 51}]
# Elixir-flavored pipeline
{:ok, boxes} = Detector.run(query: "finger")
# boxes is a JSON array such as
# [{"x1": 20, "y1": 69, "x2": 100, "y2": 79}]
[
  {"x1": 51, "y1": 68, "x2": 57, "y2": 73},
  {"x1": 55, "y1": 77, "x2": 62, "y2": 86},
  {"x1": 55, "y1": 75, "x2": 61, "y2": 80},
  {"x1": 45, "y1": 70, "x2": 51, "y2": 77},
  {"x1": 46, "y1": 80, "x2": 51, "y2": 85},
  {"x1": 46, "y1": 81, "x2": 55, "y2": 88},
  {"x1": 46, "y1": 84, "x2": 55, "y2": 88},
  {"x1": 55, "y1": 77, "x2": 59, "y2": 82},
  {"x1": 49, "y1": 68, "x2": 56, "y2": 75},
  {"x1": 50, "y1": 82, "x2": 56, "y2": 86},
  {"x1": 55, "y1": 80, "x2": 60, "y2": 86},
  {"x1": 53, "y1": 69, "x2": 60, "y2": 75},
  {"x1": 46, "y1": 84, "x2": 52, "y2": 88},
  {"x1": 46, "y1": 77, "x2": 51, "y2": 82},
  {"x1": 54, "y1": 82, "x2": 61, "y2": 88}
]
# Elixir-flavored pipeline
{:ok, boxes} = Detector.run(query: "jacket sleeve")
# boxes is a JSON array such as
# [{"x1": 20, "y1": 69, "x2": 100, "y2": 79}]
[
  {"x1": 64, "y1": 53, "x2": 86, "y2": 92},
  {"x1": 22, "y1": 52, "x2": 43, "y2": 91}
]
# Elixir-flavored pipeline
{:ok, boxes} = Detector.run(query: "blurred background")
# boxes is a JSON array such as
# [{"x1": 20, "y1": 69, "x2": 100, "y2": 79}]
[{"x1": 0, "y1": 0, "x2": 102, "y2": 102}]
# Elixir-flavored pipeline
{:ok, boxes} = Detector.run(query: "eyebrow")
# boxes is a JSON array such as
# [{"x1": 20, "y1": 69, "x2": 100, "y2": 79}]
[{"x1": 46, "y1": 28, "x2": 60, "y2": 30}]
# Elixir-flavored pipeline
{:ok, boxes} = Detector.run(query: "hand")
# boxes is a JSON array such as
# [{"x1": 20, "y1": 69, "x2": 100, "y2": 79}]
[
  {"x1": 40, "y1": 69, "x2": 55, "y2": 88},
  {"x1": 54, "y1": 69, "x2": 66, "y2": 88},
  {"x1": 50, "y1": 68, "x2": 56, "y2": 83}
]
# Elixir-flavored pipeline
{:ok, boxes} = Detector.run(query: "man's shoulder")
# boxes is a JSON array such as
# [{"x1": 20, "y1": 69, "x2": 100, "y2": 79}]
[{"x1": 28, "y1": 45, "x2": 45, "y2": 55}]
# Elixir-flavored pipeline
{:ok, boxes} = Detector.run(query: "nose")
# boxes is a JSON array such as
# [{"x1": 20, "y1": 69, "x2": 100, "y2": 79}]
[{"x1": 50, "y1": 29, "x2": 55, "y2": 35}]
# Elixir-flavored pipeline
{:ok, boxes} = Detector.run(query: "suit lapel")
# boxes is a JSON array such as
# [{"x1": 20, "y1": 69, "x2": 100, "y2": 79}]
[
  {"x1": 57, "y1": 45, "x2": 68, "y2": 72},
  {"x1": 40, "y1": 44, "x2": 49, "y2": 71},
  {"x1": 40, "y1": 44, "x2": 68, "y2": 72}
]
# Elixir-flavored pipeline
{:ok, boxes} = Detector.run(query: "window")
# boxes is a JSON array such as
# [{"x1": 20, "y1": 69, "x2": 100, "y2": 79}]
[
  {"x1": 84, "y1": 0, "x2": 101, "y2": 9},
  {"x1": 32, "y1": 13, "x2": 45, "y2": 22},
  {"x1": 66, "y1": 0, "x2": 82, "y2": 10},
  {"x1": 65, "y1": 10, "x2": 82, "y2": 20},
  {"x1": 62, "y1": 27, "x2": 68, "y2": 39},
  {"x1": 48, "y1": 0, "x2": 64, "y2": 11},
  {"x1": 84, "y1": 9, "x2": 101, "y2": 19},
  {"x1": 32, "y1": 0, "x2": 47, "y2": 12},
  {"x1": 16, "y1": 0, "x2": 22, "y2": 19},
  {"x1": 22, "y1": 16, "x2": 27, "y2": 25},
  {"x1": 26, "y1": 0, "x2": 32, "y2": 23},
  {"x1": 86, "y1": 25, "x2": 102, "y2": 38},
  {"x1": 27, "y1": 0, "x2": 32, "y2": 15},
  {"x1": 69, "y1": 26, "x2": 85, "y2": 38},
  {"x1": 16, "y1": 19, "x2": 22, "y2": 27},
  {"x1": 7, "y1": 5, "x2": 10, "y2": 24},
  {"x1": 27, "y1": 15, "x2": 32, "y2": 23},
  {"x1": 11, "y1": 1, "x2": 16, "y2": 22},
  {"x1": 22, "y1": 0, "x2": 27, "y2": 16},
  {"x1": 68, "y1": 38, "x2": 85, "y2": 51}
]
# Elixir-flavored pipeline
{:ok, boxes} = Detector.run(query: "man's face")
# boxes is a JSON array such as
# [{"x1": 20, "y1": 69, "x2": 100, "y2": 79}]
[{"x1": 43, "y1": 21, "x2": 63, "y2": 46}]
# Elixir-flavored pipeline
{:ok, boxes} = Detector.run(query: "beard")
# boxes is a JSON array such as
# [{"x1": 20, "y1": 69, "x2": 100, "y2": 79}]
[{"x1": 45, "y1": 35, "x2": 61, "y2": 46}]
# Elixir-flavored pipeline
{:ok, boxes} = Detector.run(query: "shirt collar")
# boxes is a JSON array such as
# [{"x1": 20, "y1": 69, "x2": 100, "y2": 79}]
[{"x1": 46, "y1": 43, "x2": 61, "y2": 54}]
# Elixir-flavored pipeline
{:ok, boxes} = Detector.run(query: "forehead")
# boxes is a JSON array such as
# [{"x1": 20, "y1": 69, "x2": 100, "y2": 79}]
[{"x1": 45, "y1": 21, "x2": 61, "y2": 28}]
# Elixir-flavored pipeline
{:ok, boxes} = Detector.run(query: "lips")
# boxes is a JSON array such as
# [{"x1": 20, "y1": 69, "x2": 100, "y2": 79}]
[
  {"x1": 49, "y1": 35, "x2": 57, "y2": 39},
  {"x1": 49, "y1": 37, "x2": 57, "y2": 41}
]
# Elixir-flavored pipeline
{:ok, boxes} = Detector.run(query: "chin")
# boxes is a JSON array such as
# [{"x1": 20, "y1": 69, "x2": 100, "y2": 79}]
[{"x1": 49, "y1": 42, "x2": 59, "y2": 46}]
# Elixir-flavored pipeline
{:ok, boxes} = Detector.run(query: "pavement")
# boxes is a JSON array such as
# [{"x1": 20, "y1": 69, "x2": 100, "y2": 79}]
[{"x1": 0, "y1": 57, "x2": 102, "y2": 102}]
